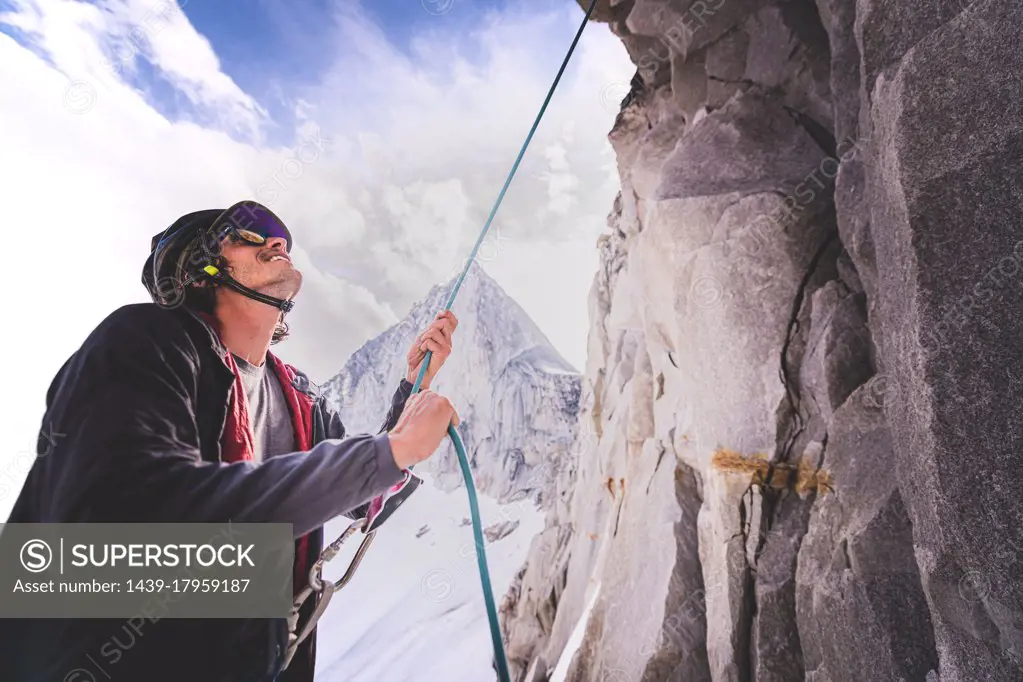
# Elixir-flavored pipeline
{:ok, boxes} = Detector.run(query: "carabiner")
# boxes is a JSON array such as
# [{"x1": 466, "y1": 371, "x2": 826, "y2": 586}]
[{"x1": 280, "y1": 518, "x2": 374, "y2": 670}]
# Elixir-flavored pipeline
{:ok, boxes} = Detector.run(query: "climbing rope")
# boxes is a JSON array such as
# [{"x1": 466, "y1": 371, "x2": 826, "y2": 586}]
[
  {"x1": 291, "y1": 1, "x2": 599, "y2": 679},
  {"x1": 406, "y1": 2, "x2": 597, "y2": 679}
]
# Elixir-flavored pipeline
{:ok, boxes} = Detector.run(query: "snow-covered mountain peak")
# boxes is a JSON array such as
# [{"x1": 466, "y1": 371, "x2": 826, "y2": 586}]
[{"x1": 321, "y1": 262, "x2": 581, "y2": 504}]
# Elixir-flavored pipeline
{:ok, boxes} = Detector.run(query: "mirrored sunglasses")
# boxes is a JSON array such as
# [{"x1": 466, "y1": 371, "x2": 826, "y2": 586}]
[{"x1": 212, "y1": 201, "x2": 293, "y2": 252}]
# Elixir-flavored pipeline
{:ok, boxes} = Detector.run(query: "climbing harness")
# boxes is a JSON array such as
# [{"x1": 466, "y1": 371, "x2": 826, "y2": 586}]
[{"x1": 281, "y1": 1, "x2": 600, "y2": 678}]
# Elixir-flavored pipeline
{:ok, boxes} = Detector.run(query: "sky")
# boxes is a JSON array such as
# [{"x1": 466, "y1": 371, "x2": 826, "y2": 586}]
[{"x1": 0, "y1": 0, "x2": 634, "y2": 519}]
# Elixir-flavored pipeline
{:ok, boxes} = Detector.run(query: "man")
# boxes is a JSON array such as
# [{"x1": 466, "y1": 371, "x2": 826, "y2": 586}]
[{"x1": 1, "y1": 200, "x2": 459, "y2": 682}]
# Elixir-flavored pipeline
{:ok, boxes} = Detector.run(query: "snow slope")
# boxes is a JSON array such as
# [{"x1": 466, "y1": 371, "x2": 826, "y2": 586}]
[{"x1": 313, "y1": 473, "x2": 544, "y2": 682}]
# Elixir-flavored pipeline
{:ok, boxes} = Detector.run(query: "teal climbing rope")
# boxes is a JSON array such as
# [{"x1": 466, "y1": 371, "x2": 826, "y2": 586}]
[{"x1": 406, "y1": 1, "x2": 598, "y2": 680}]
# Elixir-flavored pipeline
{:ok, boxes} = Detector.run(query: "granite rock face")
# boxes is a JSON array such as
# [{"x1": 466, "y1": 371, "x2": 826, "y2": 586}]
[{"x1": 503, "y1": 1, "x2": 1023, "y2": 680}]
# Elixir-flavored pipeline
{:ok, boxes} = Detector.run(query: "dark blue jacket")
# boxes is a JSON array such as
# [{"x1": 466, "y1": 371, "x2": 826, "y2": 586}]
[{"x1": 0, "y1": 302, "x2": 413, "y2": 682}]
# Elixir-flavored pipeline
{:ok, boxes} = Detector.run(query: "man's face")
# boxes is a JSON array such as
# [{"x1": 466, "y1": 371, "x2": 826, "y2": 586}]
[{"x1": 218, "y1": 233, "x2": 302, "y2": 302}]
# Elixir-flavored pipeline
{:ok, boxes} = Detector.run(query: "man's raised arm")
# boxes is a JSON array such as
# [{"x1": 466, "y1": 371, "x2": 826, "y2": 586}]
[{"x1": 41, "y1": 306, "x2": 409, "y2": 538}]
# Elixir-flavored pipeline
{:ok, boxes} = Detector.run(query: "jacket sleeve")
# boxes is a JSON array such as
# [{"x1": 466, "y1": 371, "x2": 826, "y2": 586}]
[
  {"x1": 377, "y1": 378, "x2": 415, "y2": 434},
  {"x1": 336, "y1": 377, "x2": 415, "y2": 520},
  {"x1": 44, "y1": 305, "x2": 405, "y2": 539}
]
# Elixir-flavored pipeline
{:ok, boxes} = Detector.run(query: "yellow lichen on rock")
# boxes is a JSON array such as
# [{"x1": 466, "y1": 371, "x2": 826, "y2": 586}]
[{"x1": 711, "y1": 448, "x2": 833, "y2": 496}]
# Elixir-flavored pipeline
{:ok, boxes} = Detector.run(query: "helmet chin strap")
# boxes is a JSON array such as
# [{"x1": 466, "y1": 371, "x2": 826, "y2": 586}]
[{"x1": 202, "y1": 265, "x2": 295, "y2": 313}]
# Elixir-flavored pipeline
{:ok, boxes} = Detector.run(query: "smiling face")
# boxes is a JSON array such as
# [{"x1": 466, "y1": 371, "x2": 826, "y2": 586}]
[{"x1": 217, "y1": 233, "x2": 303, "y2": 302}]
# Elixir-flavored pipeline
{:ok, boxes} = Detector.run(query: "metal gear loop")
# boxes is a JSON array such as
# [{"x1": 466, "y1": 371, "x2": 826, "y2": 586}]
[{"x1": 281, "y1": 518, "x2": 377, "y2": 670}]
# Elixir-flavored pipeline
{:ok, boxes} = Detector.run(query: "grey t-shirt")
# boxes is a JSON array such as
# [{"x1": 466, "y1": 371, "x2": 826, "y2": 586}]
[{"x1": 232, "y1": 353, "x2": 297, "y2": 463}]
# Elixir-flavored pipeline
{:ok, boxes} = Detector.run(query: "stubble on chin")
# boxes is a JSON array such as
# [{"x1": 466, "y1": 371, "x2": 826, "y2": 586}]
[{"x1": 265, "y1": 267, "x2": 302, "y2": 300}]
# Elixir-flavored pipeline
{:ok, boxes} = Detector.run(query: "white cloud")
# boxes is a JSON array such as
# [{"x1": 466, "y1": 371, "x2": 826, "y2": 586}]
[
  {"x1": 1, "y1": 0, "x2": 268, "y2": 140},
  {"x1": 0, "y1": 0, "x2": 634, "y2": 518}
]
